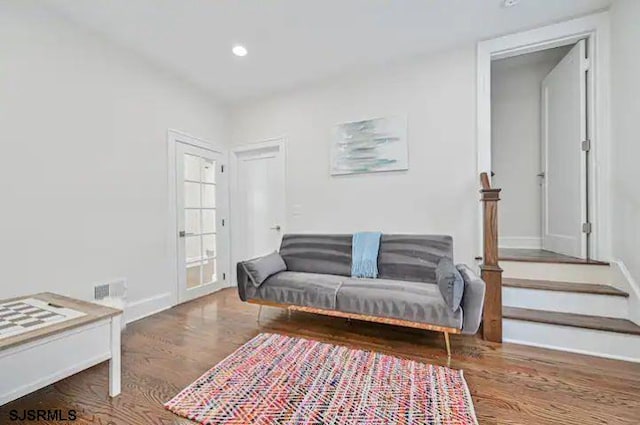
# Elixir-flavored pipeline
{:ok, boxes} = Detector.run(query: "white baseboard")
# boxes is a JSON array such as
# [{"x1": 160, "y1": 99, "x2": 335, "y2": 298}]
[
  {"x1": 504, "y1": 336, "x2": 640, "y2": 364},
  {"x1": 504, "y1": 319, "x2": 640, "y2": 363},
  {"x1": 499, "y1": 236, "x2": 541, "y2": 249},
  {"x1": 124, "y1": 292, "x2": 173, "y2": 324},
  {"x1": 503, "y1": 286, "x2": 628, "y2": 319},
  {"x1": 501, "y1": 260, "x2": 612, "y2": 283}
]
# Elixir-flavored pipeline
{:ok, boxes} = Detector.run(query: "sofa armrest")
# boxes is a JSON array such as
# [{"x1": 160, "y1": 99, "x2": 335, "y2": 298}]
[
  {"x1": 236, "y1": 262, "x2": 252, "y2": 301},
  {"x1": 456, "y1": 264, "x2": 486, "y2": 335}
]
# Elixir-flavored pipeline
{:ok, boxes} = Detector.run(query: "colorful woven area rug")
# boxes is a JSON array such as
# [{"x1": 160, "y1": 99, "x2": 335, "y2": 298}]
[{"x1": 165, "y1": 333, "x2": 478, "y2": 425}]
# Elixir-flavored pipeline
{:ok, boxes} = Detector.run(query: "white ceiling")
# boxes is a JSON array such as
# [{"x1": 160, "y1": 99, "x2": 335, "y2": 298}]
[{"x1": 41, "y1": 0, "x2": 611, "y2": 103}]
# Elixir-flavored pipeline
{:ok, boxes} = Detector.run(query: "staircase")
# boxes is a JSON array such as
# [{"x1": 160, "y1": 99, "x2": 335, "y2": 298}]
[{"x1": 500, "y1": 250, "x2": 640, "y2": 362}]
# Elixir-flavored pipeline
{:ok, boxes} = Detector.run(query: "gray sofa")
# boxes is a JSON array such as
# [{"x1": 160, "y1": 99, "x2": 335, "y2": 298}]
[{"x1": 237, "y1": 234, "x2": 486, "y2": 352}]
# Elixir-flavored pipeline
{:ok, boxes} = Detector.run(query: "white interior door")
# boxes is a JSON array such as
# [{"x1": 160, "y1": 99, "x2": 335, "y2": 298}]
[
  {"x1": 233, "y1": 143, "x2": 285, "y2": 262},
  {"x1": 541, "y1": 40, "x2": 588, "y2": 258},
  {"x1": 176, "y1": 142, "x2": 228, "y2": 303}
]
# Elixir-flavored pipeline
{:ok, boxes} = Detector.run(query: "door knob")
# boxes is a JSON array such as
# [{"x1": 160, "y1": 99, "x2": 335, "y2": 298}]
[
  {"x1": 537, "y1": 172, "x2": 545, "y2": 178},
  {"x1": 270, "y1": 225, "x2": 281, "y2": 231},
  {"x1": 179, "y1": 231, "x2": 196, "y2": 238}
]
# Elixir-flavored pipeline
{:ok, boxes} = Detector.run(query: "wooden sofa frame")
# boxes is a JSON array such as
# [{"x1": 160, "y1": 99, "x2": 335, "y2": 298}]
[{"x1": 249, "y1": 299, "x2": 460, "y2": 357}]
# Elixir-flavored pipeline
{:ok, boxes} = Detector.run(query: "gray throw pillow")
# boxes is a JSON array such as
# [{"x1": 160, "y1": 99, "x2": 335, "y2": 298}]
[
  {"x1": 241, "y1": 252, "x2": 287, "y2": 287},
  {"x1": 436, "y1": 258, "x2": 464, "y2": 312}
]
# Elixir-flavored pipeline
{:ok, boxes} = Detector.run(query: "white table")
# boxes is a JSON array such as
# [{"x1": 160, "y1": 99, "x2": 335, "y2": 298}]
[{"x1": 0, "y1": 293, "x2": 122, "y2": 406}]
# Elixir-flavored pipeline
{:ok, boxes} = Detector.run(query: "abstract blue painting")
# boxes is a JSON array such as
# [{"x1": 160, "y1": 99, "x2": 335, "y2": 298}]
[{"x1": 331, "y1": 116, "x2": 408, "y2": 175}]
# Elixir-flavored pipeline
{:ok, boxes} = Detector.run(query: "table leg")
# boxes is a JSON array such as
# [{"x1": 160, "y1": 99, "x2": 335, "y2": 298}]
[{"x1": 109, "y1": 315, "x2": 121, "y2": 397}]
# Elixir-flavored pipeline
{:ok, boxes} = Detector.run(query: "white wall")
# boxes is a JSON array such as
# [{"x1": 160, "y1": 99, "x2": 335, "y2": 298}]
[
  {"x1": 0, "y1": 1, "x2": 227, "y2": 315},
  {"x1": 610, "y1": 0, "x2": 640, "y2": 321},
  {"x1": 230, "y1": 47, "x2": 479, "y2": 266},
  {"x1": 491, "y1": 47, "x2": 569, "y2": 249}
]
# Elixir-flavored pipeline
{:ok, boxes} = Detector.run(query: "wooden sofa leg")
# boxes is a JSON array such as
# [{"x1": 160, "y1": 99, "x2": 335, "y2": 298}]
[
  {"x1": 444, "y1": 332, "x2": 451, "y2": 358},
  {"x1": 257, "y1": 305, "x2": 263, "y2": 323}
]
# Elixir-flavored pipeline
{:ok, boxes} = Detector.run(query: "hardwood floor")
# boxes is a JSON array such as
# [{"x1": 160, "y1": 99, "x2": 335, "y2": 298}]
[
  {"x1": 502, "y1": 278, "x2": 629, "y2": 297},
  {"x1": 504, "y1": 306, "x2": 640, "y2": 336},
  {"x1": 2, "y1": 287, "x2": 640, "y2": 424}
]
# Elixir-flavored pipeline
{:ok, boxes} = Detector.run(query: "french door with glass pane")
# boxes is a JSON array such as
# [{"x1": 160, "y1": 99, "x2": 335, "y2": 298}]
[{"x1": 176, "y1": 142, "x2": 227, "y2": 303}]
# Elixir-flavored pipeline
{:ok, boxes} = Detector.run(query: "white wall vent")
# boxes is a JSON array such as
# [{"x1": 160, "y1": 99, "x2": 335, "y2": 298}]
[
  {"x1": 93, "y1": 278, "x2": 127, "y2": 330},
  {"x1": 94, "y1": 278, "x2": 127, "y2": 300}
]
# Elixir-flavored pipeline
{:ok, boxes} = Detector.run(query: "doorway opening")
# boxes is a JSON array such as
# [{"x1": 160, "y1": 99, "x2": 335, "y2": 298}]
[
  {"x1": 477, "y1": 13, "x2": 612, "y2": 263},
  {"x1": 491, "y1": 39, "x2": 597, "y2": 262}
]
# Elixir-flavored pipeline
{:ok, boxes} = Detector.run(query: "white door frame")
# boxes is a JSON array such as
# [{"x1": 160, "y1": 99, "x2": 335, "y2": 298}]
[
  {"x1": 167, "y1": 129, "x2": 230, "y2": 306},
  {"x1": 477, "y1": 12, "x2": 611, "y2": 260},
  {"x1": 229, "y1": 137, "x2": 287, "y2": 285}
]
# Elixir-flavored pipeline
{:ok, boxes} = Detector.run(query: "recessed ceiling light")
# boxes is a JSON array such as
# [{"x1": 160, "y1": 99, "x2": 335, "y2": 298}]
[
  {"x1": 232, "y1": 45, "x2": 248, "y2": 57},
  {"x1": 502, "y1": 0, "x2": 521, "y2": 7}
]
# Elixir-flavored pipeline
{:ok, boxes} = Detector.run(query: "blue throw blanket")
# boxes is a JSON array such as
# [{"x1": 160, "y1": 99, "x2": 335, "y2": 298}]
[{"x1": 351, "y1": 232, "x2": 382, "y2": 278}]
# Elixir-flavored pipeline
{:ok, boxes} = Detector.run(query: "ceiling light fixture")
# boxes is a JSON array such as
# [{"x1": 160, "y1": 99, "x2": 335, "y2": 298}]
[
  {"x1": 502, "y1": 0, "x2": 521, "y2": 7},
  {"x1": 232, "y1": 45, "x2": 248, "y2": 57}
]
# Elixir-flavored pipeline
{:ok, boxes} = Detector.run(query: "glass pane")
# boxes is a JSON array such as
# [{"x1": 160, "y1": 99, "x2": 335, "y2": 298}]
[
  {"x1": 184, "y1": 154, "x2": 200, "y2": 181},
  {"x1": 184, "y1": 182, "x2": 201, "y2": 208},
  {"x1": 202, "y1": 159, "x2": 216, "y2": 183},
  {"x1": 202, "y1": 184, "x2": 216, "y2": 208},
  {"x1": 202, "y1": 210, "x2": 216, "y2": 234},
  {"x1": 203, "y1": 234, "x2": 216, "y2": 259},
  {"x1": 185, "y1": 236, "x2": 201, "y2": 262},
  {"x1": 185, "y1": 209, "x2": 201, "y2": 235},
  {"x1": 202, "y1": 258, "x2": 216, "y2": 284},
  {"x1": 186, "y1": 262, "x2": 202, "y2": 288}
]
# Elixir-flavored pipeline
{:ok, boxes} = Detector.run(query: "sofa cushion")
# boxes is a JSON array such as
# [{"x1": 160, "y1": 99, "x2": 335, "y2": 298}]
[
  {"x1": 335, "y1": 278, "x2": 462, "y2": 329},
  {"x1": 377, "y1": 235, "x2": 453, "y2": 284},
  {"x1": 247, "y1": 272, "x2": 344, "y2": 310},
  {"x1": 240, "y1": 252, "x2": 287, "y2": 288},
  {"x1": 279, "y1": 234, "x2": 352, "y2": 276},
  {"x1": 436, "y1": 258, "x2": 464, "y2": 312}
]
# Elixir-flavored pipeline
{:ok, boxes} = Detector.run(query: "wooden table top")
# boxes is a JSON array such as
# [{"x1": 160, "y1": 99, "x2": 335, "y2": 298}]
[{"x1": 0, "y1": 292, "x2": 122, "y2": 352}]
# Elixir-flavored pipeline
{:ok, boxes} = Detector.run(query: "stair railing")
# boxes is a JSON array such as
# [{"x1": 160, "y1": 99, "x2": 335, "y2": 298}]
[{"x1": 480, "y1": 172, "x2": 503, "y2": 343}]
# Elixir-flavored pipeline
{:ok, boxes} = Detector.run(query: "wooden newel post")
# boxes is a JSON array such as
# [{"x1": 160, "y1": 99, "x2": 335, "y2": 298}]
[{"x1": 480, "y1": 173, "x2": 503, "y2": 343}]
